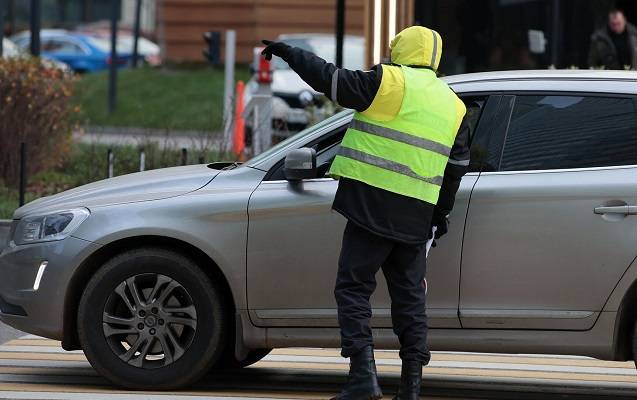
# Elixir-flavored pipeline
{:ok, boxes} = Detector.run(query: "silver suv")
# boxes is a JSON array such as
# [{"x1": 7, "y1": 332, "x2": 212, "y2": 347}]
[{"x1": 2, "y1": 70, "x2": 637, "y2": 389}]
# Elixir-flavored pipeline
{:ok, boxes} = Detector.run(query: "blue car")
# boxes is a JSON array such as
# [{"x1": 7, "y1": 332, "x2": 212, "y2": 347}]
[{"x1": 10, "y1": 29, "x2": 132, "y2": 73}]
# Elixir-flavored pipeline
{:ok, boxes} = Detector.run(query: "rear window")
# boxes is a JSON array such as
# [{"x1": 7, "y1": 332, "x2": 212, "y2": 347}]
[{"x1": 500, "y1": 95, "x2": 637, "y2": 171}]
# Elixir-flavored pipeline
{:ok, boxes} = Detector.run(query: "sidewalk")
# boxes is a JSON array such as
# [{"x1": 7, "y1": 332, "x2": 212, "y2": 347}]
[{"x1": 73, "y1": 127, "x2": 224, "y2": 150}]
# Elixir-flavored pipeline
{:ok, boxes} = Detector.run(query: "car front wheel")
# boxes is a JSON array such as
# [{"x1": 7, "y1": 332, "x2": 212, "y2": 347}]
[{"x1": 78, "y1": 248, "x2": 227, "y2": 390}]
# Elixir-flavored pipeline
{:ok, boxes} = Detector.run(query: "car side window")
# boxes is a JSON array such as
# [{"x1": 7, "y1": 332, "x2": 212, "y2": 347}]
[
  {"x1": 500, "y1": 95, "x2": 637, "y2": 171},
  {"x1": 44, "y1": 39, "x2": 85, "y2": 55},
  {"x1": 265, "y1": 127, "x2": 346, "y2": 181}
]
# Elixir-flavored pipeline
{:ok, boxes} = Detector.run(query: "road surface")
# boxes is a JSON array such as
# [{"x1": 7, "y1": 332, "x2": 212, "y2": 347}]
[{"x1": 0, "y1": 334, "x2": 634, "y2": 399}]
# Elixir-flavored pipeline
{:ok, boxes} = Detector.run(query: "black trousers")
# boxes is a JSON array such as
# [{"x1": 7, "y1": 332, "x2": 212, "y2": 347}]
[{"x1": 334, "y1": 221, "x2": 430, "y2": 364}]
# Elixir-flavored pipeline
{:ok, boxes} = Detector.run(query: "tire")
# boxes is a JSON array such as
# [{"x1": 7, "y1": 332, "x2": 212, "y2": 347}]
[
  {"x1": 78, "y1": 248, "x2": 227, "y2": 390},
  {"x1": 215, "y1": 348, "x2": 272, "y2": 369}
]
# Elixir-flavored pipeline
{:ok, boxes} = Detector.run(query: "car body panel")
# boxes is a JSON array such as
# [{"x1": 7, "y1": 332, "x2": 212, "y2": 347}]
[
  {"x1": 0, "y1": 236, "x2": 101, "y2": 339},
  {"x1": 15, "y1": 165, "x2": 220, "y2": 219},
  {"x1": 461, "y1": 166, "x2": 637, "y2": 330},
  {"x1": 246, "y1": 175, "x2": 478, "y2": 329},
  {"x1": 72, "y1": 167, "x2": 265, "y2": 311}
]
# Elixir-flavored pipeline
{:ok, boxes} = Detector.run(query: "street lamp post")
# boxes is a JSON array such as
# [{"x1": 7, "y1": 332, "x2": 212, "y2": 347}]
[
  {"x1": 108, "y1": 0, "x2": 120, "y2": 114},
  {"x1": 29, "y1": 0, "x2": 40, "y2": 57},
  {"x1": 132, "y1": 0, "x2": 142, "y2": 68},
  {"x1": 335, "y1": 0, "x2": 345, "y2": 68},
  {"x1": 0, "y1": 0, "x2": 5, "y2": 58}
]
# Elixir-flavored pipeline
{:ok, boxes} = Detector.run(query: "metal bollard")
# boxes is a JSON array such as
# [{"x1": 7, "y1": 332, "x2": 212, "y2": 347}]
[
  {"x1": 139, "y1": 148, "x2": 145, "y2": 172},
  {"x1": 181, "y1": 148, "x2": 188, "y2": 166},
  {"x1": 19, "y1": 142, "x2": 26, "y2": 206},
  {"x1": 107, "y1": 148, "x2": 114, "y2": 178}
]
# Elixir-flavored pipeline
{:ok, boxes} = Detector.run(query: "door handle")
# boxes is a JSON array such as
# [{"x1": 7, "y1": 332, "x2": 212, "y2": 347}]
[{"x1": 594, "y1": 205, "x2": 637, "y2": 215}]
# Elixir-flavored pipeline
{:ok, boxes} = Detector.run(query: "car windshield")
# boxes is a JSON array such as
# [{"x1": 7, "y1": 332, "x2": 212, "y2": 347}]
[
  {"x1": 245, "y1": 110, "x2": 352, "y2": 168},
  {"x1": 272, "y1": 37, "x2": 364, "y2": 70}
]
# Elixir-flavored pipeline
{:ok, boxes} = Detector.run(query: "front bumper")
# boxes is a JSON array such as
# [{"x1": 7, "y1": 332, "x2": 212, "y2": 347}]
[{"x1": 0, "y1": 236, "x2": 101, "y2": 340}]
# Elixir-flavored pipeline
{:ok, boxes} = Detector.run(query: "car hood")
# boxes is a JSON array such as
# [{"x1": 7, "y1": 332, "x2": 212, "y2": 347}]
[
  {"x1": 14, "y1": 164, "x2": 220, "y2": 219},
  {"x1": 272, "y1": 69, "x2": 318, "y2": 95}
]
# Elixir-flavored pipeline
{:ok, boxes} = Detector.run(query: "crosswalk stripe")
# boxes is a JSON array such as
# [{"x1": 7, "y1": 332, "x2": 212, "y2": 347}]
[
  {"x1": 0, "y1": 335, "x2": 636, "y2": 398},
  {"x1": 5, "y1": 340, "x2": 635, "y2": 371},
  {"x1": 0, "y1": 382, "x2": 327, "y2": 399},
  {"x1": 4, "y1": 339, "x2": 62, "y2": 347}
]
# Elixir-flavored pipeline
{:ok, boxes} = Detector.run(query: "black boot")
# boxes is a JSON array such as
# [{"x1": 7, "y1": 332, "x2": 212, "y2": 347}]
[
  {"x1": 393, "y1": 360, "x2": 422, "y2": 400},
  {"x1": 331, "y1": 346, "x2": 383, "y2": 400}
]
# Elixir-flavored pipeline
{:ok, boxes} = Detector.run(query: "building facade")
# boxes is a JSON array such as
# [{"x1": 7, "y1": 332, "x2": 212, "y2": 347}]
[{"x1": 157, "y1": 0, "x2": 364, "y2": 64}]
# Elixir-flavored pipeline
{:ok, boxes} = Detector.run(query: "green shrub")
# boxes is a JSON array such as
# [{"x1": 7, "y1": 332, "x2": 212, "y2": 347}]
[{"x1": 0, "y1": 58, "x2": 78, "y2": 188}]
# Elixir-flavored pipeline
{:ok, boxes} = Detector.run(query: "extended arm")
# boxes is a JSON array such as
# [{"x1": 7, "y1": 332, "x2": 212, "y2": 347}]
[{"x1": 261, "y1": 40, "x2": 381, "y2": 112}]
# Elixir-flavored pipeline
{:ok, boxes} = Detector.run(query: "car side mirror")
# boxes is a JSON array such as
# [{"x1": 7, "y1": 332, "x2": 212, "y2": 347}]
[{"x1": 284, "y1": 148, "x2": 317, "y2": 181}]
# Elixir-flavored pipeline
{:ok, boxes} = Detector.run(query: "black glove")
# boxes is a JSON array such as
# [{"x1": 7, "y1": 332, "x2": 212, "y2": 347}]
[
  {"x1": 261, "y1": 40, "x2": 291, "y2": 61},
  {"x1": 431, "y1": 214, "x2": 449, "y2": 240}
]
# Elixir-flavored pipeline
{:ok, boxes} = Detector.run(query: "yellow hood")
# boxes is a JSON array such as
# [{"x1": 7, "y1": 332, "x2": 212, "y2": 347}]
[{"x1": 390, "y1": 26, "x2": 442, "y2": 70}]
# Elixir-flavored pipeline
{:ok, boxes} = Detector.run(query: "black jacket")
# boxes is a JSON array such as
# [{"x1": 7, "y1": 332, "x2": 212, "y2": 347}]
[
  {"x1": 278, "y1": 45, "x2": 471, "y2": 244},
  {"x1": 588, "y1": 23, "x2": 637, "y2": 70}
]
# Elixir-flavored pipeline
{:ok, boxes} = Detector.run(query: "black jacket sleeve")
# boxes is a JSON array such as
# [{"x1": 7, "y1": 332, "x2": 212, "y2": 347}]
[
  {"x1": 433, "y1": 116, "x2": 471, "y2": 222},
  {"x1": 279, "y1": 46, "x2": 382, "y2": 112}
]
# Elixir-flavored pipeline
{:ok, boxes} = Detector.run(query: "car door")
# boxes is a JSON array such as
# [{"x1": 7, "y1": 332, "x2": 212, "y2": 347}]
[
  {"x1": 246, "y1": 97, "x2": 488, "y2": 329},
  {"x1": 460, "y1": 92, "x2": 637, "y2": 330}
]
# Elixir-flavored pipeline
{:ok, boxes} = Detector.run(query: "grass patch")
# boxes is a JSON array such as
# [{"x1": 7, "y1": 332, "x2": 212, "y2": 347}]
[
  {"x1": 73, "y1": 66, "x2": 250, "y2": 131},
  {"x1": 0, "y1": 142, "x2": 225, "y2": 219}
]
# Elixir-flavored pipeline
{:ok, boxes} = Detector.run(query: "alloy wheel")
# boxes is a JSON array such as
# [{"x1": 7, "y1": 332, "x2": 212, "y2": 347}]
[{"x1": 101, "y1": 273, "x2": 197, "y2": 369}]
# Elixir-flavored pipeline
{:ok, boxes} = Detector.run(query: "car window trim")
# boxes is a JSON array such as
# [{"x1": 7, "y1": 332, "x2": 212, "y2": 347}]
[
  {"x1": 494, "y1": 92, "x2": 637, "y2": 173},
  {"x1": 480, "y1": 163, "x2": 637, "y2": 176},
  {"x1": 478, "y1": 90, "x2": 637, "y2": 99}
]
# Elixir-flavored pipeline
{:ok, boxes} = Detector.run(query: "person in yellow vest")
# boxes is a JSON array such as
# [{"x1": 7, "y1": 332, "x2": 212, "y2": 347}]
[{"x1": 262, "y1": 26, "x2": 470, "y2": 400}]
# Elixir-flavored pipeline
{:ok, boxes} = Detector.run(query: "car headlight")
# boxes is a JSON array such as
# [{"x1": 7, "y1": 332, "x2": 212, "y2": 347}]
[{"x1": 13, "y1": 208, "x2": 90, "y2": 245}]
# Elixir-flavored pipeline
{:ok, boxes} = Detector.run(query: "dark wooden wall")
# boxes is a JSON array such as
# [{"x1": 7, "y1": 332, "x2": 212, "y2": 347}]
[{"x1": 158, "y1": 0, "x2": 364, "y2": 63}]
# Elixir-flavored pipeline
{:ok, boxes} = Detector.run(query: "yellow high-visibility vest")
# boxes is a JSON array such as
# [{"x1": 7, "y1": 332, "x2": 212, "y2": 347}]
[{"x1": 329, "y1": 65, "x2": 466, "y2": 205}]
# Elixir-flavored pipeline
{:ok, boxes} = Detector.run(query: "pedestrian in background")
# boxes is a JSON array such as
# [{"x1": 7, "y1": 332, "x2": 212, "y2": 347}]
[
  {"x1": 589, "y1": 8, "x2": 637, "y2": 70},
  {"x1": 262, "y1": 25, "x2": 470, "y2": 400}
]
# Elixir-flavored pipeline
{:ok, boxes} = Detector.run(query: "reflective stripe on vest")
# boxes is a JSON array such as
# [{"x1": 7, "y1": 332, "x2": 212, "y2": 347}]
[
  {"x1": 349, "y1": 119, "x2": 451, "y2": 157},
  {"x1": 338, "y1": 146, "x2": 444, "y2": 186}
]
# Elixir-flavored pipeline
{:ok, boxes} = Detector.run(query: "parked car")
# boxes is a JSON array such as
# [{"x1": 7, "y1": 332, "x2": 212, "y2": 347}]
[
  {"x1": 4, "y1": 70, "x2": 637, "y2": 390},
  {"x1": 2, "y1": 37, "x2": 70, "y2": 72},
  {"x1": 10, "y1": 29, "x2": 131, "y2": 73},
  {"x1": 245, "y1": 33, "x2": 365, "y2": 136},
  {"x1": 76, "y1": 27, "x2": 162, "y2": 67}
]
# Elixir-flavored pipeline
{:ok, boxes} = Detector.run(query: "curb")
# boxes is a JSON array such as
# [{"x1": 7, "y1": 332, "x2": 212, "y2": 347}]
[
  {"x1": 75, "y1": 126, "x2": 221, "y2": 137},
  {"x1": 0, "y1": 220, "x2": 11, "y2": 227}
]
